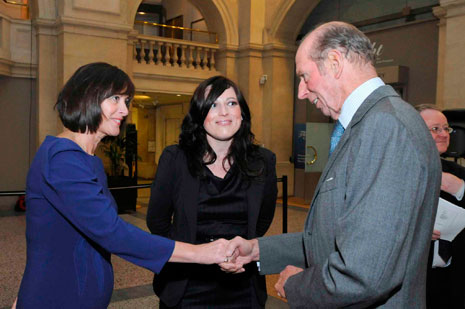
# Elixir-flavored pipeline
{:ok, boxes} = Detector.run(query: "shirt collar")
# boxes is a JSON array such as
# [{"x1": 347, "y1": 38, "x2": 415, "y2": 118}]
[{"x1": 338, "y1": 77, "x2": 385, "y2": 129}]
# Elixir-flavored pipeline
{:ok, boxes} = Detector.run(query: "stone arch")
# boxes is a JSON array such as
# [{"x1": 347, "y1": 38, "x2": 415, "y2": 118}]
[
  {"x1": 126, "y1": 0, "x2": 237, "y2": 46},
  {"x1": 188, "y1": 0, "x2": 238, "y2": 46},
  {"x1": 126, "y1": 0, "x2": 143, "y2": 26},
  {"x1": 267, "y1": 0, "x2": 320, "y2": 45}
]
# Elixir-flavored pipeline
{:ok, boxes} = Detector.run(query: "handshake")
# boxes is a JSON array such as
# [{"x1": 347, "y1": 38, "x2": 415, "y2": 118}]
[
  {"x1": 193, "y1": 236, "x2": 304, "y2": 299},
  {"x1": 194, "y1": 236, "x2": 260, "y2": 273}
]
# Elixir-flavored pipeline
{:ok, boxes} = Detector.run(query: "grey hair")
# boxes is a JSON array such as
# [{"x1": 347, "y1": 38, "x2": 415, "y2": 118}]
[
  {"x1": 414, "y1": 104, "x2": 442, "y2": 113},
  {"x1": 306, "y1": 22, "x2": 375, "y2": 71}
]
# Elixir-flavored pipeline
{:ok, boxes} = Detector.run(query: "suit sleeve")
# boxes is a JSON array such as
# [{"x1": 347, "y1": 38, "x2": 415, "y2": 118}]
[
  {"x1": 42, "y1": 149, "x2": 174, "y2": 274},
  {"x1": 258, "y1": 232, "x2": 307, "y2": 274},
  {"x1": 146, "y1": 148, "x2": 176, "y2": 237},
  {"x1": 442, "y1": 160, "x2": 465, "y2": 209},
  {"x1": 256, "y1": 151, "x2": 278, "y2": 237},
  {"x1": 285, "y1": 113, "x2": 439, "y2": 307}
]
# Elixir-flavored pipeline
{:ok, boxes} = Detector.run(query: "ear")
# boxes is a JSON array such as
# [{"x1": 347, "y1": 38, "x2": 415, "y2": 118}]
[{"x1": 326, "y1": 49, "x2": 344, "y2": 79}]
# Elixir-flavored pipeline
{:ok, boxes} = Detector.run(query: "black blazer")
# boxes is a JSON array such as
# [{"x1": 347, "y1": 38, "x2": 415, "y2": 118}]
[
  {"x1": 147, "y1": 145, "x2": 277, "y2": 307},
  {"x1": 426, "y1": 159, "x2": 465, "y2": 307}
]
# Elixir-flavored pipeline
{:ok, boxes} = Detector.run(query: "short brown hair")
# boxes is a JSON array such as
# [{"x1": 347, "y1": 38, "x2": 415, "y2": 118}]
[
  {"x1": 414, "y1": 104, "x2": 441, "y2": 113},
  {"x1": 55, "y1": 62, "x2": 135, "y2": 134}
]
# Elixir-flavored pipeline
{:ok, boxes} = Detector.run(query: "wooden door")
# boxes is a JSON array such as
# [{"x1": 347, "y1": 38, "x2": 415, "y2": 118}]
[
  {"x1": 165, "y1": 15, "x2": 183, "y2": 39},
  {"x1": 164, "y1": 117, "x2": 182, "y2": 147}
]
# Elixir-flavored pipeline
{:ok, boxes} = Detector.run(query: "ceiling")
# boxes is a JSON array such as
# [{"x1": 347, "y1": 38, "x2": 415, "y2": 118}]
[{"x1": 132, "y1": 92, "x2": 191, "y2": 109}]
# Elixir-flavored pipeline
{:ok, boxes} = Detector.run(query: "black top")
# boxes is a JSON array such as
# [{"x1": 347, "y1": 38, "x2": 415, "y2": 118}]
[
  {"x1": 147, "y1": 145, "x2": 277, "y2": 307},
  {"x1": 196, "y1": 166, "x2": 248, "y2": 243}
]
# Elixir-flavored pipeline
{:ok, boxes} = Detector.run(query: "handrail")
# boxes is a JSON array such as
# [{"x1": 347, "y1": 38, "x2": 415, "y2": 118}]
[
  {"x1": 2, "y1": 0, "x2": 28, "y2": 6},
  {"x1": 1, "y1": 177, "x2": 289, "y2": 233},
  {"x1": 135, "y1": 20, "x2": 218, "y2": 43},
  {"x1": 0, "y1": 184, "x2": 152, "y2": 196},
  {"x1": 137, "y1": 34, "x2": 218, "y2": 49}
]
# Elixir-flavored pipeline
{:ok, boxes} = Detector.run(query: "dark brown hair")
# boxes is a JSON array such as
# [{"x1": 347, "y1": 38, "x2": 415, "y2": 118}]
[{"x1": 55, "y1": 62, "x2": 135, "y2": 133}]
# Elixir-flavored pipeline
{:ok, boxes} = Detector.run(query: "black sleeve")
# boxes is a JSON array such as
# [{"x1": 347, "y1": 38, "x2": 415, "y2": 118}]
[
  {"x1": 256, "y1": 150, "x2": 278, "y2": 237},
  {"x1": 146, "y1": 148, "x2": 177, "y2": 237}
]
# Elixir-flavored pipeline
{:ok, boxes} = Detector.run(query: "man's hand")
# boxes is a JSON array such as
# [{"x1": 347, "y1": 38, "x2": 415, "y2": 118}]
[
  {"x1": 432, "y1": 229, "x2": 441, "y2": 241},
  {"x1": 275, "y1": 265, "x2": 304, "y2": 299},
  {"x1": 441, "y1": 172, "x2": 464, "y2": 196},
  {"x1": 219, "y1": 236, "x2": 259, "y2": 273}
]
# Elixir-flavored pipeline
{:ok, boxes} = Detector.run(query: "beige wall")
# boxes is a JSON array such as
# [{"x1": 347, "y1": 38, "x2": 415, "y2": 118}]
[
  {"x1": 435, "y1": 0, "x2": 465, "y2": 109},
  {"x1": 367, "y1": 20, "x2": 439, "y2": 105},
  {"x1": 0, "y1": 76, "x2": 36, "y2": 191},
  {"x1": 4, "y1": 0, "x2": 465, "y2": 198}
]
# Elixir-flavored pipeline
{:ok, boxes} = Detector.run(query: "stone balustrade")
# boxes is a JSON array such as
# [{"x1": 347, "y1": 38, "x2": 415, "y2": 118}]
[
  {"x1": 134, "y1": 34, "x2": 219, "y2": 71},
  {"x1": 0, "y1": 12, "x2": 36, "y2": 78}
]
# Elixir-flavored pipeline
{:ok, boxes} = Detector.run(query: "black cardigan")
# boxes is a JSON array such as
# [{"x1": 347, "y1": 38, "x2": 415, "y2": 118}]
[{"x1": 147, "y1": 145, "x2": 278, "y2": 306}]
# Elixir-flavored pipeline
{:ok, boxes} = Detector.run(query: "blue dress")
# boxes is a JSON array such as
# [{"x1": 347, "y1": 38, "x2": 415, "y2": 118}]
[{"x1": 17, "y1": 136, "x2": 174, "y2": 308}]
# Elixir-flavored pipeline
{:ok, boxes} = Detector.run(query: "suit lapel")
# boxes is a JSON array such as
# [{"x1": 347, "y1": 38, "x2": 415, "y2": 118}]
[{"x1": 308, "y1": 86, "x2": 399, "y2": 213}]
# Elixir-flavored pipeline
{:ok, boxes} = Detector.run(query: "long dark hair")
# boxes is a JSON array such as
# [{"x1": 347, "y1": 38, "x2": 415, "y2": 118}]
[{"x1": 179, "y1": 76, "x2": 264, "y2": 178}]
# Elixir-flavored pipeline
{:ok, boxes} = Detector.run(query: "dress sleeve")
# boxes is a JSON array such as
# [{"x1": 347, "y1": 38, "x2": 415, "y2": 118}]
[
  {"x1": 146, "y1": 147, "x2": 176, "y2": 237},
  {"x1": 41, "y1": 149, "x2": 174, "y2": 274}
]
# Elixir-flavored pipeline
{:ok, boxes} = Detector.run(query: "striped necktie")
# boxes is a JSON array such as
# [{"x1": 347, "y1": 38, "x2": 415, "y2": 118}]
[{"x1": 329, "y1": 120, "x2": 345, "y2": 156}]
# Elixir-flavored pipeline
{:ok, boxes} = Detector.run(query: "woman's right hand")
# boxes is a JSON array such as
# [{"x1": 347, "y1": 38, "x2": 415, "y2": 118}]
[
  {"x1": 170, "y1": 239, "x2": 234, "y2": 265},
  {"x1": 195, "y1": 239, "x2": 233, "y2": 264}
]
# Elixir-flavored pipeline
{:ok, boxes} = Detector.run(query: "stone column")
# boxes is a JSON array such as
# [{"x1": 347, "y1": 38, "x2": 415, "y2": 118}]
[
  {"x1": 33, "y1": 17, "x2": 58, "y2": 146},
  {"x1": 433, "y1": 6, "x2": 446, "y2": 109},
  {"x1": 262, "y1": 43, "x2": 296, "y2": 194},
  {"x1": 436, "y1": 0, "x2": 465, "y2": 109},
  {"x1": 31, "y1": 0, "x2": 136, "y2": 146}
]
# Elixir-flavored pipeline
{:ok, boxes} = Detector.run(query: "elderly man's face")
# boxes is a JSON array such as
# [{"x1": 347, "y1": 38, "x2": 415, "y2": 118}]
[
  {"x1": 420, "y1": 109, "x2": 450, "y2": 154},
  {"x1": 296, "y1": 42, "x2": 342, "y2": 120}
]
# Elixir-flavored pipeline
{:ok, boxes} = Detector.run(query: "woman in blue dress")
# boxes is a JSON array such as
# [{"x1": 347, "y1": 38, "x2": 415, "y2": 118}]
[{"x1": 16, "y1": 62, "x2": 230, "y2": 308}]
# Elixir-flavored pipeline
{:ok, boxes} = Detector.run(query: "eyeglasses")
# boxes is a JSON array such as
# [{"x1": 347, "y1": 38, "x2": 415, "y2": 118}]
[{"x1": 429, "y1": 126, "x2": 454, "y2": 134}]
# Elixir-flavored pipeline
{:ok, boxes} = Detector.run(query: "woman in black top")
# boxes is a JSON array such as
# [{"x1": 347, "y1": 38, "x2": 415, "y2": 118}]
[{"x1": 147, "y1": 76, "x2": 277, "y2": 308}]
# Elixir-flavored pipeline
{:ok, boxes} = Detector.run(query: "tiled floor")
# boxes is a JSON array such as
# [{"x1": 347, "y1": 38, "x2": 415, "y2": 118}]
[{"x1": 0, "y1": 195, "x2": 309, "y2": 309}]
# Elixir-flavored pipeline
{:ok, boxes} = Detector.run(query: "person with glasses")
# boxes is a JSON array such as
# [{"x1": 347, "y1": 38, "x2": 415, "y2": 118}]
[{"x1": 416, "y1": 104, "x2": 465, "y2": 309}]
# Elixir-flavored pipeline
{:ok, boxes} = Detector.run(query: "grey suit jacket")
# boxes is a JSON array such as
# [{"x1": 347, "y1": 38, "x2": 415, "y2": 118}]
[{"x1": 258, "y1": 86, "x2": 442, "y2": 308}]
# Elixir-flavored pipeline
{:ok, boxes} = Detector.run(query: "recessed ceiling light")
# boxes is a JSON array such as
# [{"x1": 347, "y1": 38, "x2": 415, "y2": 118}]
[
  {"x1": 176, "y1": 94, "x2": 181, "y2": 97},
  {"x1": 134, "y1": 94, "x2": 151, "y2": 100}
]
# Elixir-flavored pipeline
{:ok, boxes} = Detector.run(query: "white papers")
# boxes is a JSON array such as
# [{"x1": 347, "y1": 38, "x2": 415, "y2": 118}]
[{"x1": 433, "y1": 198, "x2": 465, "y2": 241}]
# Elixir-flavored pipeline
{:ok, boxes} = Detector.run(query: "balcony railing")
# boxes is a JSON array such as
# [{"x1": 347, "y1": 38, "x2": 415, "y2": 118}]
[{"x1": 133, "y1": 34, "x2": 218, "y2": 71}]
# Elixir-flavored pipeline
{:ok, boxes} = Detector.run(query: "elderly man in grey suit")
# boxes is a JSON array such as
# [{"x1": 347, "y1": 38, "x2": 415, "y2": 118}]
[{"x1": 221, "y1": 21, "x2": 441, "y2": 308}]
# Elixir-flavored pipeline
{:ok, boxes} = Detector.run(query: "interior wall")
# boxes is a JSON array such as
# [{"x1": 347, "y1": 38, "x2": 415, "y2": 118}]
[
  {"x1": 161, "y1": 0, "x2": 207, "y2": 41},
  {"x1": 0, "y1": 76, "x2": 36, "y2": 193},
  {"x1": 366, "y1": 20, "x2": 438, "y2": 105},
  {"x1": 135, "y1": 107, "x2": 157, "y2": 179},
  {"x1": 299, "y1": 0, "x2": 439, "y2": 35}
]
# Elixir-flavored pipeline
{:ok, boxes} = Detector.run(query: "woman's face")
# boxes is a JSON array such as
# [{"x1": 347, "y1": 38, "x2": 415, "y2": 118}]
[
  {"x1": 97, "y1": 94, "x2": 129, "y2": 138},
  {"x1": 203, "y1": 86, "x2": 242, "y2": 145}
]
